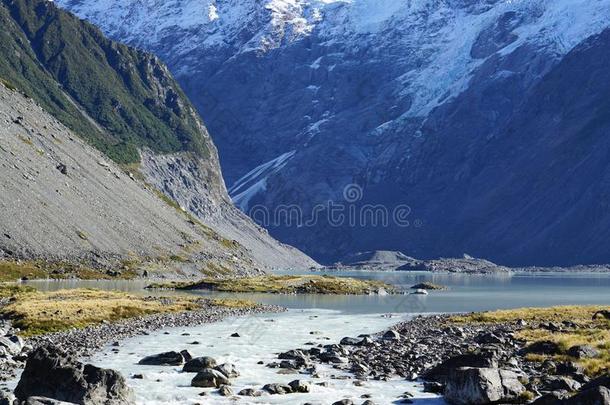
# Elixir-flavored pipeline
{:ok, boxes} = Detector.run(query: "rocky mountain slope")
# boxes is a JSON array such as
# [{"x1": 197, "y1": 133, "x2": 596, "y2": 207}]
[
  {"x1": 0, "y1": 82, "x2": 250, "y2": 274},
  {"x1": 0, "y1": 0, "x2": 317, "y2": 271},
  {"x1": 56, "y1": 0, "x2": 610, "y2": 266}
]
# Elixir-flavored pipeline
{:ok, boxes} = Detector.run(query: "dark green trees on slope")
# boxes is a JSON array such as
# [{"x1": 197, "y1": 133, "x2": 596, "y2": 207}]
[{"x1": 0, "y1": 0, "x2": 210, "y2": 163}]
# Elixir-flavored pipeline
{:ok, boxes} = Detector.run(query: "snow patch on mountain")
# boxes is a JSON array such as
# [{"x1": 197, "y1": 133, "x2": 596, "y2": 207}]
[{"x1": 230, "y1": 150, "x2": 296, "y2": 210}]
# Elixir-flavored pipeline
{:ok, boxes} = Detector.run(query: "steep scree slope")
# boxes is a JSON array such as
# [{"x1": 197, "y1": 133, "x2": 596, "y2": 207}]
[{"x1": 0, "y1": 0, "x2": 317, "y2": 270}]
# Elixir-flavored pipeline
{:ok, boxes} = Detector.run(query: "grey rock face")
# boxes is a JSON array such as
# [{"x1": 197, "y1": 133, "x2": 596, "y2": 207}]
[
  {"x1": 56, "y1": 0, "x2": 610, "y2": 266},
  {"x1": 14, "y1": 345, "x2": 134, "y2": 405},
  {"x1": 444, "y1": 367, "x2": 525, "y2": 405}
]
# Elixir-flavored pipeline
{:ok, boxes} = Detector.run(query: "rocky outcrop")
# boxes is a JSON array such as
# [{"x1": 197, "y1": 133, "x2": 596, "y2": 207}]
[
  {"x1": 139, "y1": 150, "x2": 318, "y2": 270},
  {"x1": 14, "y1": 345, "x2": 134, "y2": 405}
]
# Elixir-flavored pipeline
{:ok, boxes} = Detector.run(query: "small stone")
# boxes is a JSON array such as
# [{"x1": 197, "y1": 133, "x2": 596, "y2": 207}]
[{"x1": 218, "y1": 385, "x2": 233, "y2": 396}]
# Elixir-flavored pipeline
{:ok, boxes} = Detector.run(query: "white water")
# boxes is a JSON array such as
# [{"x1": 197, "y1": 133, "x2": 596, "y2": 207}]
[{"x1": 87, "y1": 309, "x2": 445, "y2": 404}]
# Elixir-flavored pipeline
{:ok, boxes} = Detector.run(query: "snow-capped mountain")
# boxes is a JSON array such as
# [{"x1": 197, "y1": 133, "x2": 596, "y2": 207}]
[{"x1": 58, "y1": 0, "x2": 610, "y2": 265}]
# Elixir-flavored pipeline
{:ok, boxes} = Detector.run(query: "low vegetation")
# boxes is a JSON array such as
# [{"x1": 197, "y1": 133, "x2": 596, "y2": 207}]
[
  {"x1": 147, "y1": 274, "x2": 395, "y2": 295},
  {"x1": 452, "y1": 306, "x2": 610, "y2": 376},
  {"x1": 0, "y1": 0, "x2": 210, "y2": 164},
  {"x1": 0, "y1": 287, "x2": 256, "y2": 336},
  {"x1": 0, "y1": 260, "x2": 138, "y2": 282}
]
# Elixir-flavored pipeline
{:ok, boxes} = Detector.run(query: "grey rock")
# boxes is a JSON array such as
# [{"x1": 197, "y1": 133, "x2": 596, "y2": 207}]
[
  {"x1": 179, "y1": 350, "x2": 193, "y2": 362},
  {"x1": 544, "y1": 376, "x2": 582, "y2": 392},
  {"x1": 0, "y1": 336, "x2": 22, "y2": 355},
  {"x1": 14, "y1": 345, "x2": 134, "y2": 405},
  {"x1": 424, "y1": 353, "x2": 498, "y2": 383},
  {"x1": 138, "y1": 351, "x2": 184, "y2": 366},
  {"x1": 182, "y1": 357, "x2": 217, "y2": 373},
  {"x1": 217, "y1": 385, "x2": 233, "y2": 397},
  {"x1": 444, "y1": 367, "x2": 525, "y2": 405},
  {"x1": 592, "y1": 310, "x2": 610, "y2": 320},
  {"x1": 531, "y1": 391, "x2": 570, "y2": 405},
  {"x1": 191, "y1": 369, "x2": 230, "y2": 388},
  {"x1": 237, "y1": 388, "x2": 261, "y2": 397},
  {"x1": 568, "y1": 345, "x2": 599, "y2": 359},
  {"x1": 214, "y1": 363, "x2": 239, "y2": 378},
  {"x1": 382, "y1": 330, "x2": 400, "y2": 340},
  {"x1": 566, "y1": 386, "x2": 610, "y2": 405},
  {"x1": 581, "y1": 374, "x2": 610, "y2": 392},
  {"x1": 262, "y1": 383, "x2": 293, "y2": 395},
  {"x1": 340, "y1": 337, "x2": 362, "y2": 346},
  {"x1": 288, "y1": 379, "x2": 311, "y2": 393}
]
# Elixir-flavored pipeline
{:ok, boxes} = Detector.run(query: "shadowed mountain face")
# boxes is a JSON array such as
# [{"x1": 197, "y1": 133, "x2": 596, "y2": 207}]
[{"x1": 56, "y1": 0, "x2": 610, "y2": 265}]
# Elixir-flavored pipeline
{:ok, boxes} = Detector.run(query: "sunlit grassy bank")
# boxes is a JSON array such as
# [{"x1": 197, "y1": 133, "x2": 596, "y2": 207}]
[
  {"x1": 147, "y1": 274, "x2": 395, "y2": 295},
  {"x1": 453, "y1": 305, "x2": 610, "y2": 376},
  {"x1": 0, "y1": 286, "x2": 256, "y2": 336}
]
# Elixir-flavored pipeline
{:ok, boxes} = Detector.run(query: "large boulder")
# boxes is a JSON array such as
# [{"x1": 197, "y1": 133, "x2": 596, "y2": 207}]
[
  {"x1": 444, "y1": 367, "x2": 525, "y2": 405},
  {"x1": 182, "y1": 357, "x2": 217, "y2": 373},
  {"x1": 14, "y1": 345, "x2": 134, "y2": 405},
  {"x1": 424, "y1": 353, "x2": 498, "y2": 383},
  {"x1": 191, "y1": 369, "x2": 230, "y2": 388},
  {"x1": 138, "y1": 351, "x2": 184, "y2": 366},
  {"x1": 566, "y1": 386, "x2": 610, "y2": 405}
]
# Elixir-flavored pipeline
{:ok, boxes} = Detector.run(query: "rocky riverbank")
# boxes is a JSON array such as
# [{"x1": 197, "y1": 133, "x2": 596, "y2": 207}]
[
  {"x1": 270, "y1": 307, "x2": 610, "y2": 404},
  {"x1": 0, "y1": 290, "x2": 283, "y2": 383}
]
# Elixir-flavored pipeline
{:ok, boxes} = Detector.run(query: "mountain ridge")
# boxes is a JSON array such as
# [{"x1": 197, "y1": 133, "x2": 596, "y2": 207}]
[{"x1": 56, "y1": 0, "x2": 610, "y2": 266}]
